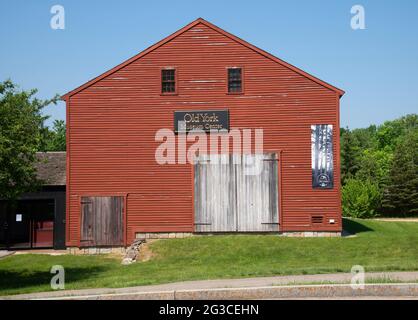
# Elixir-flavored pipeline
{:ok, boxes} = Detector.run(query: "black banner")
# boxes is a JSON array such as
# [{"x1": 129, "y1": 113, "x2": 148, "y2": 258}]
[
  {"x1": 2, "y1": 300, "x2": 409, "y2": 319},
  {"x1": 174, "y1": 110, "x2": 229, "y2": 133}
]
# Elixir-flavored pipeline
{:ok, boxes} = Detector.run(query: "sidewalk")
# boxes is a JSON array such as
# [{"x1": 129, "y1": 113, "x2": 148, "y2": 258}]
[
  {"x1": 0, "y1": 251, "x2": 14, "y2": 259},
  {"x1": 2, "y1": 271, "x2": 418, "y2": 300}
]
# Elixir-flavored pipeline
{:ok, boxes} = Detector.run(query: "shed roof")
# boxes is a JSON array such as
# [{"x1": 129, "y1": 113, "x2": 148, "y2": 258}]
[
  {"x1": 35, "y1": 152, "x2": 66, "y2": 186},
  {"x1": 61, "y1": 18, "x2": 344, "y2": 100}
]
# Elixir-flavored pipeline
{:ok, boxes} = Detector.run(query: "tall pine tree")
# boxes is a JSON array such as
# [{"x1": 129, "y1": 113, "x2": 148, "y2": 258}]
[
  {"x1": 382, "y1": 130, "x2": 418, "y2": 216},
  {"x1": 340, "y1": 128, "x2": 361, "y2": 183}
]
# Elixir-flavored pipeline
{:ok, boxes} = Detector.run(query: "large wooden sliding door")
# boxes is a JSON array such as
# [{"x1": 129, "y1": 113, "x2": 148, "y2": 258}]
[
  {"x1": 80, "y1": 196, "x2": 123, "y2": 246},
  {"x1": 235, "y1": 154, "x2": 279, "y2": 231},
  {"x1": 194, "y1": 153, "x2": 279, "y2": 232},
  {"x1": 194, "y1": 154, "x2": 236, "y2": 232}
]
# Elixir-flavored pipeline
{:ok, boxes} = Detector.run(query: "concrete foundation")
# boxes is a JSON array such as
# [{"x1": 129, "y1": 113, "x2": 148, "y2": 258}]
[{"x1": 66, "y1": 247, "x2": 127, "y2": 255}]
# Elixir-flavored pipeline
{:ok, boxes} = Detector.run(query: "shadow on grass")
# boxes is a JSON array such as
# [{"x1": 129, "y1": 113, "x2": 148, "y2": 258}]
[
  {"x1": 0, "y1": 265, "x2": 109, "y2": 293},
  {"x1": 380, "y1": 214, "x2": 418, "y2": 218},
  {"x1": 343, "y1": 218, "x2": 373, "y2": 235}
]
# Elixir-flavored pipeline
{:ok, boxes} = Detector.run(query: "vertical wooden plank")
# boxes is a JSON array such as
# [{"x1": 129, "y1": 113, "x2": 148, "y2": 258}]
[
  {"x1": 80, "y1": 197, "x2": 94, "y2": 246},
  {"x1": 95, "y1": 197, "x2": 102, "y2": 246},
  {"x1": 194, "y1": 161, "x2": 200, "y2": 232},
  {"x1": 229, "y1": 154, "x2": 237, "y2": 231},
  {"x1": 123, "y1": 195, "x2": 127, "y2": 246},
  {"x1": 265, "y1": 153, "x2": 279, "y2": 232},
  {"x1": 119, "y1": 196, "x2": 124, "y2": 244},
  {"x1": 113, "y1": 196, "x2": 123, "y2": 245},
  {"x1": 98, "y1": 197, "x2": 104, "y2": 246},
  {"x1": 111, "y1": 197, "x2": 117, "y2": 245},
  {"x1": 114, "y1": 196, "x2": 119, "y2": 245},
  {"x1": 109, "y1": 197, "x2": 115, "y2": 245}
]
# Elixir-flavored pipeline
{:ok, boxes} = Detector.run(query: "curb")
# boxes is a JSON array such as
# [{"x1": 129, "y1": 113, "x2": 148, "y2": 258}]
[{"x1": 4, "y1": 284, "x2": 418, "y2": 300}]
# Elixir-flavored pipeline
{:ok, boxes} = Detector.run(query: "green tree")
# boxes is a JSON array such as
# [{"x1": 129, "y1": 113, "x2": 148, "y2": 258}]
[
  {"x1": 341, "y1": 114, "x2": 417, "y2": 216},
  {"x1": 352, "y1": 125, "x2": 378, "y2": 151},
  {"x1": 356, "y1": 149, "x2": 393, "y2": 189},
  {"x1": 342, "y1": 178, "x2": 382, "y2": 218},
  {"x1": 0, "y1": 80, "x2": 57, "y2": 201},
  {"x1": 43, "y1": 119, "x2": 66, "y2": 151},
  {"x1": 376, "y1": 114, "x2": 418, "y2": 151},
  {"x1": 382, "y1": 130, "x2": 418, "y2": 216},
  {"x1": 340, "y1": 128, "x2": 361, "y2": 183}
]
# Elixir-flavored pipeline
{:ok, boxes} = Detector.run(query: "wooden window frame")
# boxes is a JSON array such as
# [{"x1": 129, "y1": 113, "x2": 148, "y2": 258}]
[
  {"x1": 160, "y1": 67, "x2": 178, "y2": 95},
  {"x1": 226, "y1": 66, "x2": 244, "y2": 95}
]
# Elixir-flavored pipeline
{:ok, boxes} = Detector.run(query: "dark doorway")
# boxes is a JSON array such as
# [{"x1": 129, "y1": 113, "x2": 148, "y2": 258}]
[
  {"x1": 80, "y1": 196, "x2": 124, "y2": 247},
  {"x1": 0, "y1": 199, "x2": 55, "y2": 249}
]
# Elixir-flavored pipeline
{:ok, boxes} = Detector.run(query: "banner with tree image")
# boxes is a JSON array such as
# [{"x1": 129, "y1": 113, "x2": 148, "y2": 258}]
[{"x1": 312, "y1": 124, "x2": 333, "y2": 188}]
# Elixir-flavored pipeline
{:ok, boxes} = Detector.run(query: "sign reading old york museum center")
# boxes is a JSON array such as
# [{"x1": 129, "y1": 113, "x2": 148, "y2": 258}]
[{"x1": 174, "y1": 110, "x2": 229, "y2": 133}]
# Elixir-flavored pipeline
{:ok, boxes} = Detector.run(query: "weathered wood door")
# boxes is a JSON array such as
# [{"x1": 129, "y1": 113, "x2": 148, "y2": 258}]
[
  {"x1": 81, "y1": 196, "x2": 123, "y2": 246},
  {"x1": 194, "y1": 154, "x2": 236, "y2": 232},
  {"x1": 235, "y1": 154, "x2": 279, "y2": 231},
  {"x1": 194, "y1": 154, "x2": 279, "y2": 232}
]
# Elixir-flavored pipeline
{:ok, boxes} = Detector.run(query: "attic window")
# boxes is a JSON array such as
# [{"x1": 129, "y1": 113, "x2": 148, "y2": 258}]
[
  {"x1": 162, "y1": 69, "x2": 176, "y2": 94},
  {"x1": 227, "y1": 68, "x2": 242, "y2": 93}
]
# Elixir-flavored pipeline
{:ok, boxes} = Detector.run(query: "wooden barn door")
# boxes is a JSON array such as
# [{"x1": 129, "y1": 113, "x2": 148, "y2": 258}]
[
  {"x1": 194, "y1": 154, "x2": 236, "y2": 232},
  {"x1": 235, "y1": 154, "x2": 279, "y2": 232},
  {"x1": 194, "y1": 154, "x2": 279, "y2": 232},
  {"x1": 81, "y1": 196, "x2": 123, "y2": 246}
]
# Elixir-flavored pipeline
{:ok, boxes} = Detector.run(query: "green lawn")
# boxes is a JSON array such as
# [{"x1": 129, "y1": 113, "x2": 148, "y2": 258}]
[{"x1": 1, "y1": 218, "x2": 418, "y2": 296}]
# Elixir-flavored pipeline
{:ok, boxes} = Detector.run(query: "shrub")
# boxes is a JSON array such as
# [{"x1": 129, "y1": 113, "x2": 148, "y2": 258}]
[{"x1": 342, "y1": 178, "x2": 382, "y2": 218}]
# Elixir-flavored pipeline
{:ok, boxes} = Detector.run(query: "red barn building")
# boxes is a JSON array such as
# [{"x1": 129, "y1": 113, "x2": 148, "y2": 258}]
[{"x1": 62, "y1": 18, "x2": 344, "y2": 249}]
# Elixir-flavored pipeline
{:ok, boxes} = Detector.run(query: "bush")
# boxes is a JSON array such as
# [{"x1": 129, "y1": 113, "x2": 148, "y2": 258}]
[{"x1": 342, "y1": 178, "x2": 382, "y2": 218}]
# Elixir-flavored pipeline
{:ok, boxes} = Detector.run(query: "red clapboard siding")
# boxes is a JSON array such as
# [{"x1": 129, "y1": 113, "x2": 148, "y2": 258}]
[{"x1": 64, "y1": 18, "x2": 343, "y2": 246}]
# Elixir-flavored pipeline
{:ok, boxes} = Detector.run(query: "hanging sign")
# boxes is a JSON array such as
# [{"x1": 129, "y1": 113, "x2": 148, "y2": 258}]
[
  {"x1": 311, "y1": 124, "x2": 334, "y2": 189},
  {"x1": 174, "y1": 110, "x2": 229, "y2": 133}
]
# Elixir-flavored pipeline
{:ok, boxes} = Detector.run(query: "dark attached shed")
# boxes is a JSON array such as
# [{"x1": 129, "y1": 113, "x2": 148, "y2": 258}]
[{"x1": 0, "y1": 152, "x2": 66, "y2": 250}]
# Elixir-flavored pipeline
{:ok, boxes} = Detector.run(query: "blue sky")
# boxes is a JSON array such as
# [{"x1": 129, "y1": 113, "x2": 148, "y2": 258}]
[{"x1": 0, "y1": 0, "x2": 417, "y2": 128}]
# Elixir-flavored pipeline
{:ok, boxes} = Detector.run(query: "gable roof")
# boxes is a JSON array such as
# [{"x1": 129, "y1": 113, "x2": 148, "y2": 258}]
[
  {"x1": 35, "y1": 152, "x2": 66, "y2": 186},
  {"x1": 61, "y1": 18, "x2": 344, "y2": 100}
]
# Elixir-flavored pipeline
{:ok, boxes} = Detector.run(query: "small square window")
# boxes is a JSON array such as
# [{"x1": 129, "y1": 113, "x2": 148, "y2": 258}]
[
  {"x1": 228, "y1": 68, "x2": 242, "y2": 93},
  {"x1": 162, "y1": 69, "x2": 176, "y2": 94}
]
